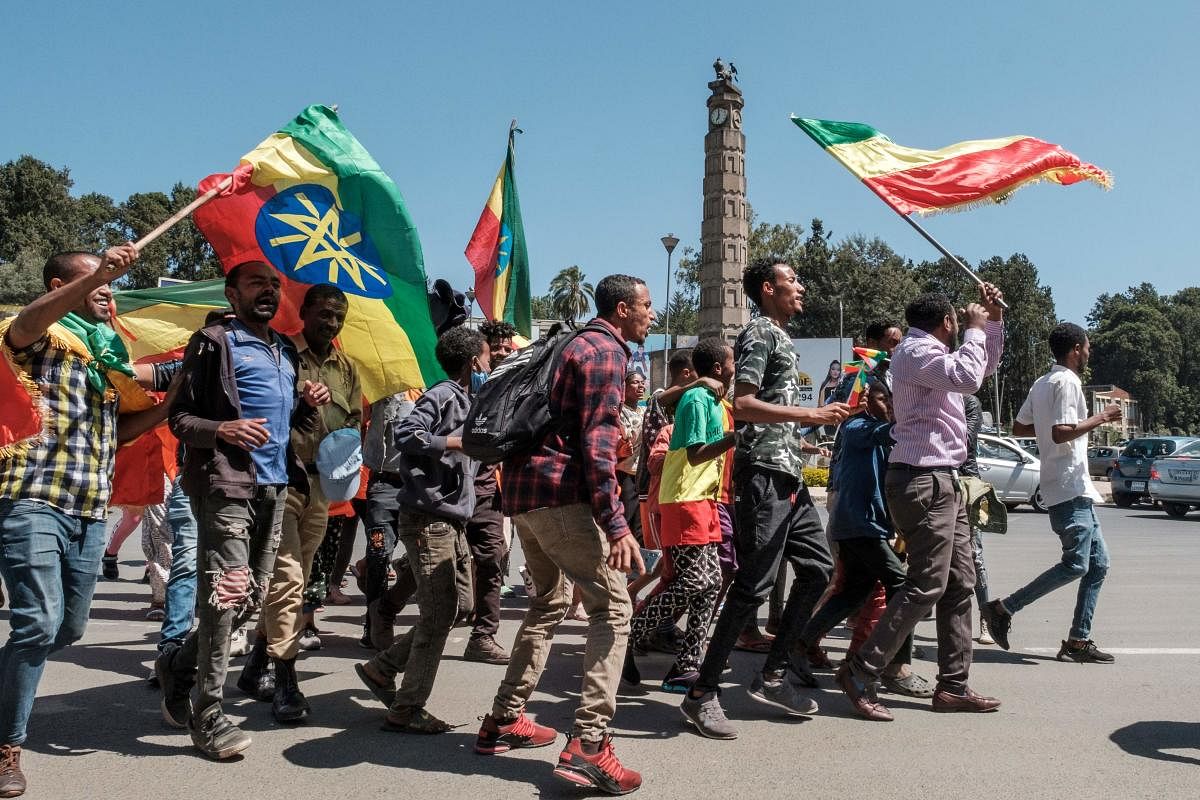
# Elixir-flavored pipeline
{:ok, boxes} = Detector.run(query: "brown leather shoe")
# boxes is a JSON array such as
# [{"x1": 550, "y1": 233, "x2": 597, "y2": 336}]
[
  {"x1": 0, "y1": 744, "x2": 26, "y2": 798},
  {"x1": 464, "y1": 634, "x2": 511, "y2": 665},
  {"x1": 835, "y1": 663, "x2": 893, "y2": 722},
  {"x1": 932, "y1": 687, "x2": 1001, "y2": 713}
]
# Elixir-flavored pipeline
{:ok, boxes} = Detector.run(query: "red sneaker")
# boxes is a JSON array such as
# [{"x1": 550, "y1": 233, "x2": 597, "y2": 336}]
[
  {"x1": 553, "y1": 734, "x2": 642, "y2": 795},
  {"x1": 474, "y1": 712, "x2": 557, "y2": 755}
]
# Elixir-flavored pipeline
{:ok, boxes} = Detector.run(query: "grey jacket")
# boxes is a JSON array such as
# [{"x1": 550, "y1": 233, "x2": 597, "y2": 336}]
[{"x1": 393, "y1": 380, "x2": 479, "y2": 522}]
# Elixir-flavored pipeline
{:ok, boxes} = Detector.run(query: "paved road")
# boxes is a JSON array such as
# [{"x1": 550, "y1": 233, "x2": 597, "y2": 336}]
[{"x1": 5, "y1": 502, "x2": 1198, "y2": 799}]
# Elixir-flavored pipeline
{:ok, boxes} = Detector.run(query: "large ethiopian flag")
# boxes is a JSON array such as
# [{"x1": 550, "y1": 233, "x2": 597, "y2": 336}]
[
  {"x1": 791, "y1": 117, "x2": 1111, "y2": 216},
  {"x1": 193, "y1": 105, "x2": 442, "y2": 400}
]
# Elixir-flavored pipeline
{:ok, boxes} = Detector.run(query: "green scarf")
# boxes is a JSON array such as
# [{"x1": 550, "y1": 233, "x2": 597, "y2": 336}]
[{"x1": 58, "y1": 312, "x2": 135, "y2": 394}]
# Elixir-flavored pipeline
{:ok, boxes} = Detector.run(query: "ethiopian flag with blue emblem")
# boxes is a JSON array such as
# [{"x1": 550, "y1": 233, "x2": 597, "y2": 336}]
[
  {"x1": 192, "y1": 104, "x2": 442, "y2": 401},
  {"x1": 465, "y1": 128, "x2": 532, "y2": 337}
]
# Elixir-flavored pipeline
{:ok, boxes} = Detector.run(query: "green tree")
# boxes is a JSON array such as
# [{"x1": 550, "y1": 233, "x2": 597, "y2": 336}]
[
  {"x1": 1089, "y1": 288, "x2": 1181, "y2": 432},
  {"x1": 1165, "y1": 287, "x2": 1200, "y2": 432},
  {"x1": 548, "y1": 265, "x2": 594, "y2": 325},
  {"x1": 115, "y1": 184, "x2": 220, "y2": 288},
  {"x1": 828, "y1": 234, "x2": 917, "y2": 342},
  {"x1": 0, "y1": 156, "x2": 120, "y2": 304},
  {"x1": 978, "y1": 253, "x2": 1057, "y2": 422},
  {"x1": 530, "y1": 292, "x2": 555, "y2": 319},
  {"x1": 651, "y1": 245, "x2": 700, "y2": 337}
]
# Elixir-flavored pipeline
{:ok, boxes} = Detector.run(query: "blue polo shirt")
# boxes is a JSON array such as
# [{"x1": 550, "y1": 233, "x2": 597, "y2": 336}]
[
  {"x1": 829, "y1": 414, "x2": 895, "y2": 541},
  {"x1": 226, "y1": 320, "x2": 296, "y2": 486}
]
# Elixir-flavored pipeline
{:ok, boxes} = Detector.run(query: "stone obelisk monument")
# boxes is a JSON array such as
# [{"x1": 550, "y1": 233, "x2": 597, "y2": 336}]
[{"x1": 699, "y1": 59, "x2": 750, "y2": 343}]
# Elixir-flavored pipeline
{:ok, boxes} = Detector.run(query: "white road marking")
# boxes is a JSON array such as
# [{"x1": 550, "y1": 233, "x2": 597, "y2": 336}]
[{"x1": 1026, "y1": 647, "x2": 1200, "y2": 655}]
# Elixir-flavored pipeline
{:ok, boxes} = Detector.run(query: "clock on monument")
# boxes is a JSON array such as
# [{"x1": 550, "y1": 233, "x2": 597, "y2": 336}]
[{"x1": 709, "y1": 107, "x2": 729, "y2": 126}]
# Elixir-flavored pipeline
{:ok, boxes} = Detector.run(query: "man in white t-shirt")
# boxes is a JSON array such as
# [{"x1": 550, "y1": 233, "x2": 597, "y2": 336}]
[{"x1": 981, "y1": 323, "x2": 1122, "y2": 663}]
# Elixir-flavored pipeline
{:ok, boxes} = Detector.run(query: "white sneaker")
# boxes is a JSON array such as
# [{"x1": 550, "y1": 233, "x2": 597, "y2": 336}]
[
  {"x1": 977, "y1": 617, "x2": 996, "y2": 646},
  {"x1": 229, "y1": 627, "x2": 252, "y2": 658},
  {"x1": 298, "y1": 627, "x2": 323, "y2": 652}
]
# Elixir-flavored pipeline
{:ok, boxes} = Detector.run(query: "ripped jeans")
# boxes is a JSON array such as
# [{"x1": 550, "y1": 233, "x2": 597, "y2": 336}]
[{"x1": 169, "y1": 485, "x2": 286, "y2": 719}]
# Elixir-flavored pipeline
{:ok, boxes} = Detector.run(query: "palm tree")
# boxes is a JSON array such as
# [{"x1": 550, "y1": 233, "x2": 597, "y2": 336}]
[{"x1": 548, "y1": 265, "x2": 594, "y2": 325}]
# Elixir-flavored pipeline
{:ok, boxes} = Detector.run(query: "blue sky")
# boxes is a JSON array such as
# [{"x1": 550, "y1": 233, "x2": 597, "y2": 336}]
[{"x1": 3, "y1": 1, "x2": 1195, "y2": 325}]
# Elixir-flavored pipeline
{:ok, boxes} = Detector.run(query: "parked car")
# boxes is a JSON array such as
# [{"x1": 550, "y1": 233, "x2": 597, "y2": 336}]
[
  {"x1": 1087, "y1": 445, "x2": 1119, "y2": 479},
  {"x1": 1148, "y1": 440, "x2": 1200, "y2": 518},
  {"x1": 1011, "y1": 436, "x2": 1040, "y2": 457},
  {"x1": 1111, "y1": 436, "x2": 1200, "y2": 507},
  {"x1": 977, "y1": 433, "x2": 1045, "y2": 512}
]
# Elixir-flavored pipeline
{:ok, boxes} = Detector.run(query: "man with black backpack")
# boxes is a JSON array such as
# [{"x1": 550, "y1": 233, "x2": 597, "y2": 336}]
[{"x1": 472, "y1": 274, "x2": 651, "y2": 796}]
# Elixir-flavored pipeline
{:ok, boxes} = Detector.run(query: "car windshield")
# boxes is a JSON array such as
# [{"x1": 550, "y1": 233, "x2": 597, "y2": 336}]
[
  {"x1": 1173, "y1": 441, "x2": 1200, "y2": 457},
  {"x1": 1123, "y1": 439, "x2": 1177, "y2": 458}
]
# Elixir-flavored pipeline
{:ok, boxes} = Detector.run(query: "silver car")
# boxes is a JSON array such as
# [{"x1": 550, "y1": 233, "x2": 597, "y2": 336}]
[
  {"x1": 977, "y1": 433, "x2": 1046, "y2": 512},
  {"x1": 1148, "y1": 440, "x2": 1200, "y2": 518}
]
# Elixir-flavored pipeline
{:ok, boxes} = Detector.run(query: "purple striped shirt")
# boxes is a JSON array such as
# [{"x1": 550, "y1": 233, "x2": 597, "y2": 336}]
[{"x1": 888, "y1": 320, "x2": 1004, "y2": 467}]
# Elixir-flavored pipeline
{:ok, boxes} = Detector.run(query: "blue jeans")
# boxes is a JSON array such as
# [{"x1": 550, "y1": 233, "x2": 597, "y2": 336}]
[
  {"x1": 1002, "y1": 497, "x2": 1109, "y2": 640},
  {"x1": 0, "y1": 499, "x2": 106, "y2": 745},
  {"x1": 159, "y1": 477, "x2": 198, "y2": 650}
]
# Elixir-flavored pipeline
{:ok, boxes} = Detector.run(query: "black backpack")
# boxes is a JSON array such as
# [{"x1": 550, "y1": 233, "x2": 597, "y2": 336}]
[{"x1": 463, "y1": 320, "x2": 619, "y2": 465}]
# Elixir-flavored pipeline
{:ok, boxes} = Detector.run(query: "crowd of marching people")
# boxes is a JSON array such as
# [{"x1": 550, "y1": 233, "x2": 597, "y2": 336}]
[{"x1": 0, "y1": 245, "x2": 1122, "y2": 797}]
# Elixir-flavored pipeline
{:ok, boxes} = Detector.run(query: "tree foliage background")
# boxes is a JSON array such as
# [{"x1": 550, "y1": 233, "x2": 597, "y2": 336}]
[{"x1": 0, "y1": 156, "x2": 219, "y2": 305}]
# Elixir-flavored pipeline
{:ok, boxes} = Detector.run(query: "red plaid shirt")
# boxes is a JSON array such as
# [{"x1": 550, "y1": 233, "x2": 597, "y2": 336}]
[{"x1": 502, "y1": 318, "x2": 631, "y2": 540}]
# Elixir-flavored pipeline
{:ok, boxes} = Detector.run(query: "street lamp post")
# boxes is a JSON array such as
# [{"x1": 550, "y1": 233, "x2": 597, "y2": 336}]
[{"x1": 661, "y1": 233, "x2": 680, "y2": 388}]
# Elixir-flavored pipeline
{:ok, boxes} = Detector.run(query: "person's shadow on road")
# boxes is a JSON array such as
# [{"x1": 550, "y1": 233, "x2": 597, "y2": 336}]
[
  {"x1": 1110, "y1": 720, "x2": 1200, "y2": 766},
  {"x1": 280, "y1": 687, "x2": 575, "y2": 797}
]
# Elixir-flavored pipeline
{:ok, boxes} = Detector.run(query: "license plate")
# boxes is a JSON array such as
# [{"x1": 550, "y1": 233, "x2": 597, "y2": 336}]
[
  {"x1": 1130, "y1": 481, "x2": 1147, "y2": 491},
  {"x1": 1168, "y1": 469, "x2": 1196, "y2": 482}
]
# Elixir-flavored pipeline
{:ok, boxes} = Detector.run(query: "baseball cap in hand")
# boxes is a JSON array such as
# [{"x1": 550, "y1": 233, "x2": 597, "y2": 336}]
[{"x1": 316, "y1": 428, "x2": 362, "y2": 501}]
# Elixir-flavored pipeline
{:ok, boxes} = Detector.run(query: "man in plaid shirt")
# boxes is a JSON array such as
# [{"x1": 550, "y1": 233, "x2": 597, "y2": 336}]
[
  {"x1": 0, "y1": 245, "x2": 177, "y2": 798},
  {"x1": 475, "y1": 274, "x2": 652, "y2": 796}
]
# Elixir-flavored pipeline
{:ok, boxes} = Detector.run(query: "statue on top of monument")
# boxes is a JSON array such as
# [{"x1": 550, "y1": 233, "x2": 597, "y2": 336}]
[
  {"x1": 728, "y1": 61, "x2": 738, "y2": 82},
  {"x1": 713, "y1": 57, "x2": 731, "y2": 81}
]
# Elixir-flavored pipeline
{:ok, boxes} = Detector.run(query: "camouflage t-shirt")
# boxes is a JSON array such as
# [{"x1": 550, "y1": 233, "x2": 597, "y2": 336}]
[{"x1": 734, "y1": 316, "x2": 804, "y2": 478}]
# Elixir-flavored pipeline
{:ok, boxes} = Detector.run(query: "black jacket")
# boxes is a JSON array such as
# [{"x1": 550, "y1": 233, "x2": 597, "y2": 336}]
[
  {"x1": 962, "y1": 394, "x2": 982, "y2": 478},
  {"x1": 169, "y1": 321, "x2": 317, "y2": 500}
]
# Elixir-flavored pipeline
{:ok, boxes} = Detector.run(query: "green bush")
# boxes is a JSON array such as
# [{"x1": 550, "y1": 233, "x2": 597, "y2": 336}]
[{"x1": 803, "y1": 467, "x2": 829, "y2": 487}]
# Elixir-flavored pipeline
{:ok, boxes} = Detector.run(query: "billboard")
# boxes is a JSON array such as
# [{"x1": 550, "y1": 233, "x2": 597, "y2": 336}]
[{"x1": 791, "y1": 337, "x2": 854, "y2": 408}]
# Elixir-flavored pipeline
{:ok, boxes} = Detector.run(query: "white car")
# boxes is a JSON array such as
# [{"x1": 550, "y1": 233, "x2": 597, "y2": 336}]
[{"x1": 977, "y1": 433, "x2": 1046, "y2": 512}]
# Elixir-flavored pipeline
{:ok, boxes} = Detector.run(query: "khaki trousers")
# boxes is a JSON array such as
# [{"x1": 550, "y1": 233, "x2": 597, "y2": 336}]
[
  {"x1": 260, "y1": 480, "x2": 329, "y2": 660},
  {"x1": 492, "y1": 503, "x2": 631, "y2": 742}
]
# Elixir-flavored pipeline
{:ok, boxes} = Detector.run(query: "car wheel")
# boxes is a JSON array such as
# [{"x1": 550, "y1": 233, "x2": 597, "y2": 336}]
[
  {"x1": 1105, "y1": 467, "x2": 1113, "y2": 479},
  {"x1": 1113, "y1": 492, "x2": 1134, "y2": 508},
  {"x1": 1164, "y1": 502, "x2": 1191, "y2": 518},
  {"x1": 1030, "y1": 486, "x2": 1048, "y2": 513}
]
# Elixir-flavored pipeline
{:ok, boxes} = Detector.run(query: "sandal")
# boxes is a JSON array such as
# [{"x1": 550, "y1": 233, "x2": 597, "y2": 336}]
[
  {"x1": 355, "y1": 663, "x2": 397, "y2": 707},
  {"x1": 734, "y1": 633, "x2": 774, "y2": 653},
  {"x1": 881, "y1": 672, "x2": 935, "y2": 698},
  {"x1": 381, "y1": 707, "x2": 455, "y2": 735}
]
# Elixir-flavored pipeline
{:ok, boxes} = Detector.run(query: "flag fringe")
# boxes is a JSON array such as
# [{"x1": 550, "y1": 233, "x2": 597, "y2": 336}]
[{"x1": 915, "y1": 168, "x2": 1113, "y2": 217}]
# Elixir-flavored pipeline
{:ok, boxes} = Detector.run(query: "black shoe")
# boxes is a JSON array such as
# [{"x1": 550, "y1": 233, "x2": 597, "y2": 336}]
[
  {"x1": 1056, "y1": 639, "x2": 1115, "y2": 664},
  {"x1": 155, "y1": 644, "x2": 192, "y2": 729},
  {"x1": 621, "y1": 648, "x2": 641, "y2": 686},
  {"x1": 981, "y1": 600, "x2": 1012, "y2": 651},
  {"x1": 189, "y1": 706, "x2": 251, "y2": 760},
  {"x1": 271, "y1": 658, "x2": 310, "y2": 723},
  {"x1": 236, "y1": 637, "x2": 275, "y2": 702},
  {"x1": 102, "y1": 554, "x2": 119, "y2": 580}
]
